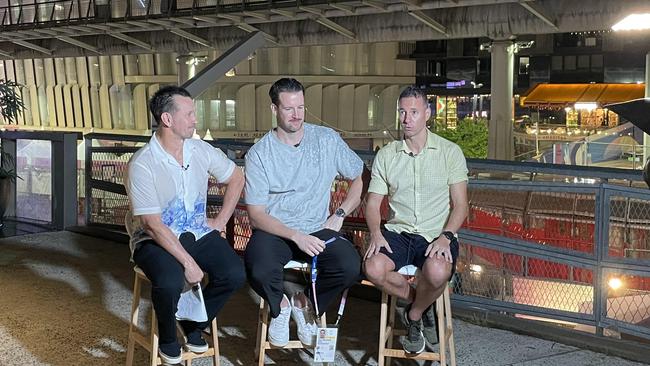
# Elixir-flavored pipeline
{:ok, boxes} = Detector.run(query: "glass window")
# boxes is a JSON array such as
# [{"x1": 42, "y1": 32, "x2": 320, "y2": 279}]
[
  {"x1": 551, "y1": 56, "x2": 563, "y2": 71},
  {"x1": 591, "y1": 54, "x2": 603, "y2": 70},
  {"x1": 577, "y1": 55, "x2": 590, "y2": 70},
  {"x1": 519, "y1": 56, "x2": 530, "y2": 74},
  {"x1": 564, "y1": 55, "x2": 576, "y2": 70},
  {"x1": 225, "y1": 99, "x2": 236, "y2": 129},
  {"x1": 209, "y1": 100, "x2": 220, "y2": 130}
]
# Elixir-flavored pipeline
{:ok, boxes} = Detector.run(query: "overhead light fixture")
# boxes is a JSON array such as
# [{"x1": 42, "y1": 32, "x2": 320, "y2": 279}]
[
  {"x1": 612, "y1": 13, "x2": 650, "y2": 31},
  {"x1": 574, "y1": 102, "x2": 598, "y2": 111}
]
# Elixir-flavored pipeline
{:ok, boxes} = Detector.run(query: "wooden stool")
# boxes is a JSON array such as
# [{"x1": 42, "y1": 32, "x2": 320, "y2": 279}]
[
  {"x1": 125, "y1": 267, "x2": 220, "y2": 366},
  {"x1": 254, "y1": 260, "x2": 328, "y2": 366},
  {"x1": 365, "y1": 265, "x2": 456, "y2": 366}
]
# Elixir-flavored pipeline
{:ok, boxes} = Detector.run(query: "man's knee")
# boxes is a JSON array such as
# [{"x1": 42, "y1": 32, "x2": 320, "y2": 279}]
[
  {"x1": 151, "y1": 272, "x2": 185, "y2": 298},
  {"x1": 422, "y1": 259, "x2": 451, "y2": 288},
  {"x1": 338, "y1": 246, "x2": 361, "y2": 280},
  {"x1": 246, "y1": 262, "x2": 277, "y2": 285},
  {"x1": 363, "y1": 256, "x2": 389, "y2": 284},
  {"x1": 225, "y1": 261, "x2": 247, "y2": 291}
]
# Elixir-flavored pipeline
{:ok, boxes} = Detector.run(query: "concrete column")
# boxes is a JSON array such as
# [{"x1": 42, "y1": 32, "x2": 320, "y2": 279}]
[
  {"x1": 642, "y1": 52, "x2": 650, "y2": 167},
  {"x1": 323, "y1": 84, "x2": 339, "y2": 129},
  {"x1": 488, "y1": 40, "x2": 515, "y2": 160},
  {"x1": 177, "y1": 54, "x2": 195, "y2": 85},
  {"x1": 305, "y1": 84, "x2": 323, "y2": 122}
]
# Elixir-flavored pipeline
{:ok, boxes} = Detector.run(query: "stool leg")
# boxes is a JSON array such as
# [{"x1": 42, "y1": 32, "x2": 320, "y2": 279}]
[
  {"x1": 386, "y1": 295, "x2": 397, "y2": 366},
  {"x1": 444, "y1": 287, "x2": 456, "y2": 366},
  {"x1": 378, "y1": 292, "x2": 389, "y2": 366},
  {"x1": 125, "y1": 275, "x2": 141, "y2": 366},
  {"x1": 211, "y1": 318, "x2": 220, "y2": 366},
  {"x1": 436, "y1": 293, "x2": 446, "y2": 366},
  {"x1": 256, "y1": 298, "x2": 268, "y2": 366},
  {"x1": 150, "y1": 310, "x2": 159, "y2": 366}
]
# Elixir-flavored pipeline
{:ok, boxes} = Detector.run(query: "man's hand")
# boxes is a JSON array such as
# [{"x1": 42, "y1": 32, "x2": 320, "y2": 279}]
[
  {"x1": 364, "y1": 231, "x2": 392, "y2": 259},
  {"x1": 322, "y1": 214, "x2": 344, "y2": 232},
  {"x1": 291, "y1": 231, "x2": 326, "y2": 257},
  {"x1": 207, "y1": 217, "x2": 226, "y2": 232},
  {"x1": 183, "y1": 257, "x2": 204, "y2": 285},
  {"x1": 425, "y1": 236, "x2": 453, "y2": 263}
]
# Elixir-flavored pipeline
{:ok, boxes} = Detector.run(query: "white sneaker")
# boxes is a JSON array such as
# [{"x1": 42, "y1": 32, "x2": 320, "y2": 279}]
[
  {"x1": 268, "y1": 294, "x2": 291, "y2": 347},
  {"x1": 290, "y1": 294, "x2": 318, "y2": 347}
]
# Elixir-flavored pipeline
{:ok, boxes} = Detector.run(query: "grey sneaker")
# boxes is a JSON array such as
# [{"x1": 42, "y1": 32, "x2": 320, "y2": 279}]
[
  {"x1": 268, "y1": 294, "x2": 291, "y2": 347},
  {"x1": 422, "y1": 303, "x2": 439, "y2": 347},
  {"x1": 401, "y1": 304, "x2": 425, "y2": 354}
]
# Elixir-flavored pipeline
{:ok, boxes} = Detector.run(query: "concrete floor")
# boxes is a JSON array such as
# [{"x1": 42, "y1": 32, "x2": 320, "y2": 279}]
[{"x1": 0, "y1": 231, "x2": 647, "y2": 366}]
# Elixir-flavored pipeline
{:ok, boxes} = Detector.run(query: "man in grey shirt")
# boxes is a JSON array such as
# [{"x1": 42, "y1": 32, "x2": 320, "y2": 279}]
[{"x1": 245, "y1": 78, "x2": 367, "y2": 347}]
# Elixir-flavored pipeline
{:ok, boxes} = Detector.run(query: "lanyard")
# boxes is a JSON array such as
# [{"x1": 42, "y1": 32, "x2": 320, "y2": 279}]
[{"x1": 311, "y1": 236, "x2": 350, "y2": 326}]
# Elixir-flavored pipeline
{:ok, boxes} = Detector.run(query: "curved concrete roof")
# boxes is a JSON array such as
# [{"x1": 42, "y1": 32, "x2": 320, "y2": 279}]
[{"x1": 0, "y1": 0, "x2": 649, "y2": 59}]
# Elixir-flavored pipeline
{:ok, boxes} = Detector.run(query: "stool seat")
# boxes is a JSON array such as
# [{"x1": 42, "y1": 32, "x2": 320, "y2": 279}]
[
  {"x1": 374, "y1": 265, "x2": 456, "y2": 366},
  {"x1": 254, "y1": 260, "x2": 328, "y2": 365},
  {"x1": 125, "y1": 267, "x2": 221, "y2": 366}
]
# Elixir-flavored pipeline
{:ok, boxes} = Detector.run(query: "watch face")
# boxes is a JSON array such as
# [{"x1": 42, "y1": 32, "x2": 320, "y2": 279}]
[{"x1": 335, "y1": 208, "x2": 345, "y2": 217}]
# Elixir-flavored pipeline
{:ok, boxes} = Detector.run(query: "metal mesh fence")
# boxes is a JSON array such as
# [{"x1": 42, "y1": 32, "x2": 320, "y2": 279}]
[
  {"x1": 90, "y1": 151, "x2": 132, "y2": 185},
  {"x1": 458, "y1": 239, "x2": 594, "y2": 315},
  {"x1": 90, "y1": 188, "x2": 129, "y2": 225},
  {"x1": 608, "y1": 196, "x2": 650, "y2": 260},
  {"x1": 466, "y1": 188, "x2": 596, "y2": 254},
  {"x1": 605, "y1": 272, "x2": 650, "y2": 332}
]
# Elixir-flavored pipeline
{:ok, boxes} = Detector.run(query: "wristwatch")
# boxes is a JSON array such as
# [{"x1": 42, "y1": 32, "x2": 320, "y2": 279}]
[
  {"x1": 441, "y1": 231, "x2": 456, "y2": 241},
  {"x1": 335, "y1": 207, "x2": 346, "y2": 218}
]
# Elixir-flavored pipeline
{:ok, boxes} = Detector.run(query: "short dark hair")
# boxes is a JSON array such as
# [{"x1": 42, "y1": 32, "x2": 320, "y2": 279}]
[
  {"x1": 149, "y1": 86, "x2": 192, "y2": 125},
  {"x1": 398, "y1": 85, "x2": 429, "y2": 105},
  {"x1": 269, "y1": 78, "x2": 304, "y2": 106}
]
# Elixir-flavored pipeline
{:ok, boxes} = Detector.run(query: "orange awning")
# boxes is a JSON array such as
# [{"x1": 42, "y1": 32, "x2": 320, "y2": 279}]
[{"x1": 521, "y1": 83, "x2": 646, "y2": 107}]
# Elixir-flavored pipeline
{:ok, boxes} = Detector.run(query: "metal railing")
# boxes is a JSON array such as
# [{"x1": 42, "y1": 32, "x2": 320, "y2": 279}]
[
  {"x1": 81, "y1": 132, "x2": 650, "y2": 341},
  {"x1": 0, "y1": 0, "x2": 327, "y2": 27}
]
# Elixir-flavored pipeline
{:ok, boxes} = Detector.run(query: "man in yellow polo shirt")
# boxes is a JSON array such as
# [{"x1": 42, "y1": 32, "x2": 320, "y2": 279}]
[{"x1": 363, "y1": 86, "x2": 469, "y2": 354}]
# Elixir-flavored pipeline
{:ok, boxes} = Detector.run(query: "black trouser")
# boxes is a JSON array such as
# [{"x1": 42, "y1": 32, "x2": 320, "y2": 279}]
[
  {"x1": 133, "y1": 231, "x2": 246, "y2": 347},
  {"x1": 244, "y1": 228, "x2": 361, "y2": 318}
]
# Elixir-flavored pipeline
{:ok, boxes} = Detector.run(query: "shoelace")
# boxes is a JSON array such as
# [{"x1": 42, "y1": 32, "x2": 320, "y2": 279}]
[{"x1": 407, "y1": 320, "x2": 422, "y2": 341}]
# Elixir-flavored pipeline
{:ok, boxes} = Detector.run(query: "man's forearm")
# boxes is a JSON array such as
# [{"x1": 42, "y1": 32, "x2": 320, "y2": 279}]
[
  {"x1": 338, "y1": 167, "x2": 370, "y2": 215},
  {"x1": 213, "y1": 169, "x2": 244, "y2": 228},
  {"x1": 144, "y1": 221, "x2": 193, "y2": 267},
  {"x1": 365, "y1": 196, "x2": 384, "y2": 237},
  {"x1": 248, "y1": 208, "x2": 299, "y2": 241},
  {"x1": 443, "y1": 203, "x2": 468, "y2": 234}
]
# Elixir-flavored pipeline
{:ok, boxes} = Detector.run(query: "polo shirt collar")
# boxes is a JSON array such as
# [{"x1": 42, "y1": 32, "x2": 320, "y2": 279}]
[
  {"x1": 396, "y1": 129, "x2": 440, "y2": 154},
  {"x1": 149, "y1": 131, "x2": 196, "y2": 165}
]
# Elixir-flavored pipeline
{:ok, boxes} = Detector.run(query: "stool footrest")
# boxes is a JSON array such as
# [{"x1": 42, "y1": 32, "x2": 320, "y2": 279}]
[
  {"x1": 383, "y1": 348, "x2": 442, "y2": 361},
  {"x1": 263, "y1": 340, "x2": 308, "y2": 350}
]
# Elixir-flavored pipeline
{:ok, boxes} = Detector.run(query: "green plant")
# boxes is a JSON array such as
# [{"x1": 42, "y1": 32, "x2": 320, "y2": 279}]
[
  {"x1": 434, "y1": 118, "x2": 488, "y2": 158},
  {"x1": 0, "y1": 79, "x2": 25, "y2": 124},
  {"x1": 0, "y1": 79, "x2": 25, "y2": 181},
  {"x1": 0, "y1": 150, "x2": 19, "y2": 182}
]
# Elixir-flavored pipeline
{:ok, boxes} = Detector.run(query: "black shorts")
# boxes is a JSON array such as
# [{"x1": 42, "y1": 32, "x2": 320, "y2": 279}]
[{"x1": 379, "y1": 230, "x2": 459, "y2": 280}]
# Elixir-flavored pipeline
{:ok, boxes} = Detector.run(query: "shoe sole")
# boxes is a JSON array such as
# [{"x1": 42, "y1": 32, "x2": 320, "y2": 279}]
[
  {"x1": 268, "y1": 338, "x2": 290, "y2": 347},
  {"x1": 159, "y1": 350, "x2": 182, "y2": 365},
  {"x1": 185, "y1": 343, "x2": 209, "y2": 353},
  {"x1": 298, "y1": 337, "x2": 315, "y2": 347},
  {"x1": 402, "y1": 338, "x2": 426, "y2": 354}
]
